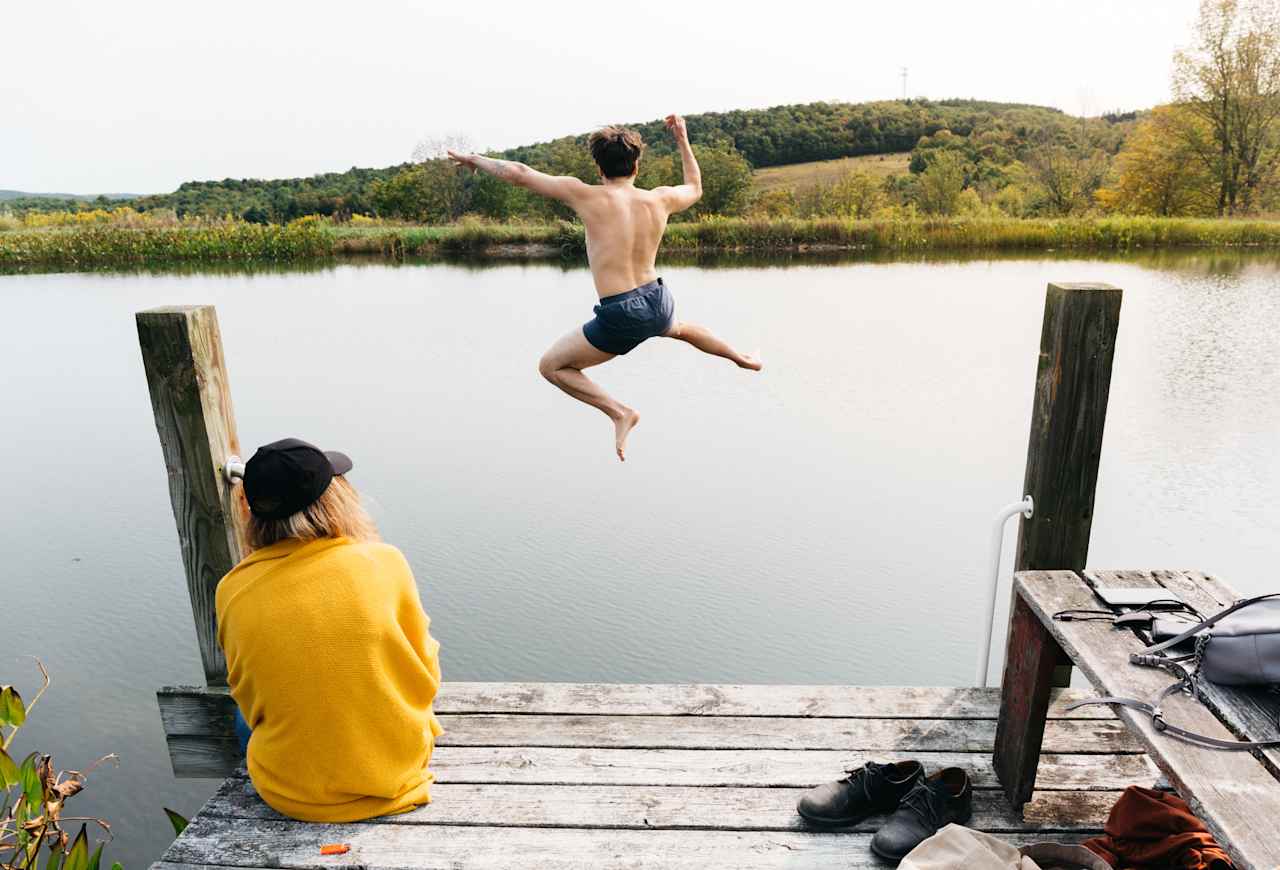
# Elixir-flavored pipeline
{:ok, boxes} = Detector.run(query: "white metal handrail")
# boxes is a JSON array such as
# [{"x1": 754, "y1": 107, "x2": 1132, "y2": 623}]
[{"x1": 977, "y1": 495, "x2": 1034, "y2": 687}]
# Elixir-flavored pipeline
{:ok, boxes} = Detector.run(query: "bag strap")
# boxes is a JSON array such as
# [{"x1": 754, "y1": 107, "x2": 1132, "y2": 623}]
[
  {"x1": 1066, "y1": 595, "x2": 1280, "y2": 750},
  {"x1": 1066, "y1": 685, "x2": 1280, "y2": 750},
  {"x1": 1135, "y1": 593, "x2": 1280, "y2": 659}
]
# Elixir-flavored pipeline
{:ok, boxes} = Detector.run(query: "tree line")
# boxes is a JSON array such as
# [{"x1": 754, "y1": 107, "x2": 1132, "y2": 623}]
[
  {"x1": 4, "y1": 100, "x2": 1110, "y2": 223},
  {"x1": 7, "y1": 2, "x2": 1278, "y2": 227}
]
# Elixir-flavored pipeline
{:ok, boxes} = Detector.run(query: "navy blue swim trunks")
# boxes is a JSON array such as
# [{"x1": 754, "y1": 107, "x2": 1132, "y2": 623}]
[{"x1": 583, "y1": 277, "x2": 676, "y2": 355}]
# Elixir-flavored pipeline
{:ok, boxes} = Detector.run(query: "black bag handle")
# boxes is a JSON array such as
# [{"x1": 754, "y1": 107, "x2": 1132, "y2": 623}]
[{"x1": 1135, "y1": 593, "x2": 1280, "y2": 660}]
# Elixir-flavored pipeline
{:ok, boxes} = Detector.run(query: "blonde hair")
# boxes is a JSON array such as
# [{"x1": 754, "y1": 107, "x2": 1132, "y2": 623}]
[{"x1": 244, "y1": 475, "x2": 380, "y2": 551}]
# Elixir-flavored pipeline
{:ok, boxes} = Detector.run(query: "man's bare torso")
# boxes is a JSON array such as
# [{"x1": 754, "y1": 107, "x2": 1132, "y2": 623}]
[
  {"x1": 574, "y1": 183, "x2": 669, "y2": 298},
  {"x1": 445, "y1": 115, "x2": 760, "y2": 462}
]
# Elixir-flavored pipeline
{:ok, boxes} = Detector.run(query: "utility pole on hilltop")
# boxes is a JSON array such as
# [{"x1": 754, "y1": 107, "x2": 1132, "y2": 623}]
[{"x1": 900, "y1": 67, "x2": 908, "y2": 100}]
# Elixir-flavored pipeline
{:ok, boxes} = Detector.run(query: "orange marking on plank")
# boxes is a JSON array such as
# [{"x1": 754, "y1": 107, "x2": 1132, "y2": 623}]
[{"x1": 320, "y1": 844, "x2": 350, "y2": 856}]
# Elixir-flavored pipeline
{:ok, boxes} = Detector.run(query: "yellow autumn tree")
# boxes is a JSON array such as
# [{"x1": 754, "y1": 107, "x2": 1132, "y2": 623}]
[
  {"x1": 825, "y1": 170, "x2": 886, "y2": 218},
  {"x1": 1096, "y1": 106, "x2": 1217, "y2": 216}
]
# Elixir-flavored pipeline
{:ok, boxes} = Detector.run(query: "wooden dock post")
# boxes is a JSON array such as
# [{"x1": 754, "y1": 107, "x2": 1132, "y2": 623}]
[
  {"x1": 137, "y1": 306, "x2": 247, "y2": 688},
  {"x1": 993, "y1": 282, "x2": 1122, "y2": 810}
]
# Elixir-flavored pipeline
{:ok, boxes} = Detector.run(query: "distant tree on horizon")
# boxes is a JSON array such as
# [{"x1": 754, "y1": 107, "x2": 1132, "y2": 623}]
[{"x1": 1173, "y1": 0, "x2": 1280, "y2": 214}]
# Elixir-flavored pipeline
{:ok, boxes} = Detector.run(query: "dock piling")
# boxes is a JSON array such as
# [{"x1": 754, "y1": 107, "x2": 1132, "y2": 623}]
[
  {"x1": 137, "y1": 305, "x2": 247, "y2": 688},
  {"x1": 1013, "y1": 282, "x2": 1123, "y2": 577},
  {"x1": 993, "y1": 282, "x2": 1123, "y2": 810}
]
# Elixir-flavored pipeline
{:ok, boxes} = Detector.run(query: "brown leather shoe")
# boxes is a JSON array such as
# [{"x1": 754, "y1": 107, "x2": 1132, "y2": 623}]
[{"x1": 870, "y1": 767, "x2": 974, "y2": 863}]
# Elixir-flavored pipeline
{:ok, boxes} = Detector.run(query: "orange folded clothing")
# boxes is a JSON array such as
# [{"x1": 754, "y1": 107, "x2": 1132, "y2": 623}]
[{"x1": 1083, "y1": 786, "x2": 1233, "y2": 869}]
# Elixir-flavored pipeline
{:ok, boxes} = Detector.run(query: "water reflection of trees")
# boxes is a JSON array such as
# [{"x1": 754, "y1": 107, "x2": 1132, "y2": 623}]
[
  {"x1": 441, "y1": 248, "x2": 1280, "y2": 276},
  {"x1": 5, "y1": 248, "x2": 1280, "y2": 280}
]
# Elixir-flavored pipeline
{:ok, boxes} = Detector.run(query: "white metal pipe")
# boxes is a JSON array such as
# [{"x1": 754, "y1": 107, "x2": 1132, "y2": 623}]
[{"x1": 976, "y1": 495, "x2": 1034, "y2": 687}]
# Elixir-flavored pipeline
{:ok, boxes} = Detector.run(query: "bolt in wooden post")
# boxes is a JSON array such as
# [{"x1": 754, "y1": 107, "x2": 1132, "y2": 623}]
[
  {"x1": 137, "y1": 306, "x2": 247, "y2": 687},
  {"x1": 993, "y1": 282, "x2": 1122, "y2": 809}
]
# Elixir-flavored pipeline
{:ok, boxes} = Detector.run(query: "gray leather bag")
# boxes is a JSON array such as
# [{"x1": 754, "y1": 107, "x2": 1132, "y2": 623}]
[
  {"x1": 1143, "y1": 594, "x2": 1280, "y2": 684},
  {"x1": 1068, "y1": 593, "x2": 1280, "y2": 750}
]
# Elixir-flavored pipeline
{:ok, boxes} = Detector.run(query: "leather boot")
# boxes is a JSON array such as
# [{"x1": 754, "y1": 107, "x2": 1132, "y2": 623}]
[
  {"x1": 870, "y1": 767, "x2": 973, "y2": 863},
  {"x1": 796, "y1": 760, "x2": 925, "y2": 827}
]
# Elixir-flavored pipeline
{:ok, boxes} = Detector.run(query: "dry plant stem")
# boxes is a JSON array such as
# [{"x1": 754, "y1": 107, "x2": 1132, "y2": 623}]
[
  {"x1": 23, "y1": 660, "x2": 50, "y2": 714},
  {"x1": 72, "y1": 754, "x2": 119, "y2": 779},
  {"x1": 52, "y1": 818, "x2": 113, "y2": 839}
]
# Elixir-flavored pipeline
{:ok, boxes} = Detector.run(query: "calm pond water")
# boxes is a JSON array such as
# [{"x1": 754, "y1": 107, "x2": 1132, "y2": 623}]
[{"x1": 3, "y1": 251, "x2": 1280, "y2": 867}]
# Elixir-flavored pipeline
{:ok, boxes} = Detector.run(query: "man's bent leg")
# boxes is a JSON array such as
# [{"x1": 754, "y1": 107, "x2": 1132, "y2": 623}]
[
  {"x1": 538, "y1": 328, "x2": 641, "y2": 461},
  {"x1": 665, "y1": 320, "x2": 763, "y2": 371}
]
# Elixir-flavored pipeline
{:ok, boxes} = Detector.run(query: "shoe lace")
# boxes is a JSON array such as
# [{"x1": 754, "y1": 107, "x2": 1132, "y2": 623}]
[
  {"x1": 840, "y1": 762, "x2": 884, "y2": 803},
  {"x1": 900, "y1": 781, "x2": 943, "y2": 827}
]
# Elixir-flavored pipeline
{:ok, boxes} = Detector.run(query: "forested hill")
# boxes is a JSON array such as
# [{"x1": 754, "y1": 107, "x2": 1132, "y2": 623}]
[
  {"x1": 13, "y1": 99, "x2": 1134, "y2": 221},
  {"x1": 503, "y1": 99, "x2": 1082, "y2": 168}
]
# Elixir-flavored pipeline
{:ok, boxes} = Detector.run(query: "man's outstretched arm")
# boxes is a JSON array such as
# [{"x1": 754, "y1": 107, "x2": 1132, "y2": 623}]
[
  {"x1": 448, "y1": 151, "x2": 588, "y2": 203},
  {"x1": 656, "y1": 114, "x2": 702, "y2": 214}
]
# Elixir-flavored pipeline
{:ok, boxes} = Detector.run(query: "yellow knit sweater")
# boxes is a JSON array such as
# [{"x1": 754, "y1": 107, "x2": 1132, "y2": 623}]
[{"x1": 215, "y1": 536, "x2": 443, "y2": 822}]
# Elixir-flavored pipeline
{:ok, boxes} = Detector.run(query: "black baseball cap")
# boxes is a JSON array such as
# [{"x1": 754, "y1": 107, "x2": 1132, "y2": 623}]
[{"x1": 243, "y1": 437, "x2": 353, "y2": 521}]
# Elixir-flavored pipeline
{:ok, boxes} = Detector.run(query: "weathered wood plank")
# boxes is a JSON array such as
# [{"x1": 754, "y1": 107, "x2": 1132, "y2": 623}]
[
  {"x1": 431, "y1": 714, "x2": 1140, "y2": 752},
  {"x1": 137, "y1": 306, "x2": 247, "y2": 687},
  {"x1": 160, "y1": 817, "x2": 1092, "y2": 870},
  {"x1": 161, "y1": 702, "x2": 1140, "y2": 749},
  {"x1": 427, "y1": 683, "x2": 1115, "y2": 719},
  {"x1": 160, "y1": 682, "x2": 1113, "y2": 731},
  {"x1": 421, "y1": 746, "x2": 1153, "y2": 790},
  {"x1": 1018, "y1": 569, "x2": 1280, "y2": 870},
  {"x1": 199, "y1": 779, "x2": 1115, "y2": 833},
  {"x1": 163, "y1": 714, "x2": 1140, "y2": 779},
  {"x1": 164, "y1": 736, "x2": 241, "y2": 779},
  {"x1": 202, "y1": 748, "x2": 1153, "y2": 791},
  {"x1": 993, "y1": 592, "x2": 1070, "y2": 808}
]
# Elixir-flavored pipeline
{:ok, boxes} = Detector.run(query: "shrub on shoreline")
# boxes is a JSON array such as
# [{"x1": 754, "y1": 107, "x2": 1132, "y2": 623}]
[
  {"x1": 659, "y1": 215, "x2": 1280, "y2": 251},
  {"x1": 4, "y1": 216, "x2": 1280, "y2": 270}
]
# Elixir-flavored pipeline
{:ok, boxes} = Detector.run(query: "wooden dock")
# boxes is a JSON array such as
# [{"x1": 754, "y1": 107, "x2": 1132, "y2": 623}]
[
  {"x1": 140, "y1": 282, "x2": 1159, "y2": 867},
  {"x1": 153, "y1": 682, "x2": 1146, "y2": 870}
]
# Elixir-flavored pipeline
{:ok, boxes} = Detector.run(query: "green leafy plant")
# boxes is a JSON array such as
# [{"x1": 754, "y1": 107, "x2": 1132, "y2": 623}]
[
  {"x1": 161, "y1": 810, "x2": 187, "y2": 838},
  {"x1": 1, "y1": 661, "x2": 120, "y2": 870}
]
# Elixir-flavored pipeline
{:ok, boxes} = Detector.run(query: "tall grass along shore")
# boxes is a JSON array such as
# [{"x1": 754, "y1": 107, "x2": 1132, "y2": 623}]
[
  {"x1": 0, "y1": 221, "x2": 331, "y2": 269},
  {"x1": 4, "y1": 216, "x2": 1280, "y2": 270}
]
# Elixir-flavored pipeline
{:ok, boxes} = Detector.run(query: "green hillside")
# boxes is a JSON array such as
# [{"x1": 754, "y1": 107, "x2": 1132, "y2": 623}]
[{"x1": 753, "y1": 152, "x2": 913, "y2": 192}]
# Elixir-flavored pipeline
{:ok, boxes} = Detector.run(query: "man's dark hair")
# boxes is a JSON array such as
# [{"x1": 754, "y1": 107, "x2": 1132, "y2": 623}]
[{"x1": 589, "y1": 126, "x2": 644, "y2": 178}]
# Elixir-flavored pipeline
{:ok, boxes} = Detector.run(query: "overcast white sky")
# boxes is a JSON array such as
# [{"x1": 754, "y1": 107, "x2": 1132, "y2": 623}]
[{"x1": 4, "y1": 0, "x2": 1201, "y2": 194}]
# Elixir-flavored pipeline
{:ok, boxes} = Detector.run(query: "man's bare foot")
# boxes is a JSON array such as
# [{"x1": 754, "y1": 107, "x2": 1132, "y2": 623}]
[
  {"x1": 737, "y1": 352, "x2": 764, "y2": 372},
  {"x1": 613, "y1": 407, "x2": 640, "y2": 461}
]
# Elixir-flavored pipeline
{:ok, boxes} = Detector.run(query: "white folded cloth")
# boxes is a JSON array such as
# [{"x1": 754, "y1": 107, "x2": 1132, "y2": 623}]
[{"x1": 901, "y1": 823, "x2": 1110, "y2": 870}]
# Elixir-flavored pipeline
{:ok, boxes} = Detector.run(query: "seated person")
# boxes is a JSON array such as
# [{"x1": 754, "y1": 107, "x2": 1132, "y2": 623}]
[{"x1": 216, "y1": 437, "x2": 443, "y2": 821}]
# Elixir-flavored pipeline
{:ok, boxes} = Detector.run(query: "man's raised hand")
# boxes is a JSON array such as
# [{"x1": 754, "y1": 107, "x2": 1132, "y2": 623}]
[
  {"x1": 447, "y1": 150, "x2": 479, "y2": 172},
  {"x1": 664, "y1": 114, "x2": 688, "y2": 143}
]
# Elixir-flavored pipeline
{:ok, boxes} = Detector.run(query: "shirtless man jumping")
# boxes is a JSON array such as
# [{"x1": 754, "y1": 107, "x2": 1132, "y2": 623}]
[{"x1": 448, "y1": 115, "x2": 761, "y2": 462}]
